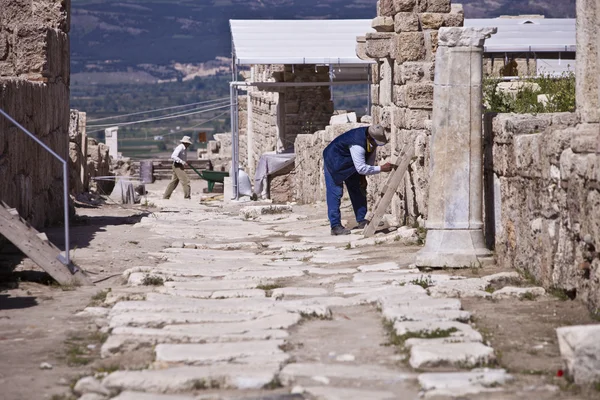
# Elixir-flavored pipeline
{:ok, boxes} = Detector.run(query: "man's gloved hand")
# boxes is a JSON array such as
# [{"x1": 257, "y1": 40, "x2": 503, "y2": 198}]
[{"x1": 380, "y1": 162, "x2": 394, "y2": 172}]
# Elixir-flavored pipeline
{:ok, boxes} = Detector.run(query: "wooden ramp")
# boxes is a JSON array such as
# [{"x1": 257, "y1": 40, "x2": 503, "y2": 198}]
[
  {"x1": 363, "y1": 143, "x2": 416, "y2": 238},
  {"x1": 0, "y1": 202, "x2": 93, "y2": 286}
]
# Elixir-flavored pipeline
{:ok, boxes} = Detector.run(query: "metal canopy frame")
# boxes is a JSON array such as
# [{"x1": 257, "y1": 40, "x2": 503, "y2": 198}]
[{"x1": 228, "y1": 19, "x2": 376, "y2": 200}]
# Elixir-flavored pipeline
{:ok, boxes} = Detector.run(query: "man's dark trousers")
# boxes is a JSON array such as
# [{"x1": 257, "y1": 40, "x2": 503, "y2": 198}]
[{"x1": 324, "y1": 166, "x2": 367, "y2": 229}]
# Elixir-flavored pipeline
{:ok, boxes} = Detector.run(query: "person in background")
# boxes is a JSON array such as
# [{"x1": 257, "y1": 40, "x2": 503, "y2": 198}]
[
  {"x1": 322, "y1": 124, "x2": 394, "y2": 235},
  {"x1": 163, "y1": 136, "x2": 192, "y2": 199}
]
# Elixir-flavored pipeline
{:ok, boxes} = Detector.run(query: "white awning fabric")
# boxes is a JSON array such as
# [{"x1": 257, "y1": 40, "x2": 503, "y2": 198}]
[
  {"x1": 464, "y1": 18, "x2": 576, "y2": 53},
  {"x1": 230, "y1": 19, "x2": 375, "y2": 66}
]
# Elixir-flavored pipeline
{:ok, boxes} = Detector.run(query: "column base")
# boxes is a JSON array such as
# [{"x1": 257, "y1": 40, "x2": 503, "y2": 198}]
[{"x1": 415, "y1": 229, "x2": 492, "y2": 268}]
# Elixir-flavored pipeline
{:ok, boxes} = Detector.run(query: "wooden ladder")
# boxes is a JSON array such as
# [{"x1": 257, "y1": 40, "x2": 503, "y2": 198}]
[
  {"x1": 0, "y1": 202, "x2": 93, "y2": 286},
  {"x1": 363, "y1": 142, "x2": 416, "y2": 238}
]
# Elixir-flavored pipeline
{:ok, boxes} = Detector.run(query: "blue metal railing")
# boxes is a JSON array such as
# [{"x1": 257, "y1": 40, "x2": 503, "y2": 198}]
[{"x1": 0, "y1": 108, "x2": 73, "y2": 269}]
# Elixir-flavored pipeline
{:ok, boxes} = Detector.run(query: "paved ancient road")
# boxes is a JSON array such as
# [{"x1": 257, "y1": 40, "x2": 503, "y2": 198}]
[{"x1": 71, "y1": 186, "x2": 563, "y2": 400}]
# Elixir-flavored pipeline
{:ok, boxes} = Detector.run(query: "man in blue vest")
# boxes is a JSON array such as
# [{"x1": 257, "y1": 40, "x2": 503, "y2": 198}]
[{"x1": 323, "y1": 124, "x2": 393, "y2": 235}]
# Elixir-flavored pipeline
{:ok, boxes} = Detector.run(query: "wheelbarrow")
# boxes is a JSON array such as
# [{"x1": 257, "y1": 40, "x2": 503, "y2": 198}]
[{"x1": 188, "y1": 165, "x2": 229, "y2": 192}]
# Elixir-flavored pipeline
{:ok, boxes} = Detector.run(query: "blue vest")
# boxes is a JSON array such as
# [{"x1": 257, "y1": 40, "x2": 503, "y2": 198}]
[{"x1": 323, "y1": 127, "x2": 371, "y2": 184}]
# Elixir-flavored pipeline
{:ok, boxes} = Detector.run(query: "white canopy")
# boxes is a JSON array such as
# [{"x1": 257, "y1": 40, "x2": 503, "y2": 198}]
[
  {"x1": 230, "y1": 19, "x2": 375, "y2": 66},
  {"x1": 464, "y1": 18, "x2": 576, "y2": 53}
]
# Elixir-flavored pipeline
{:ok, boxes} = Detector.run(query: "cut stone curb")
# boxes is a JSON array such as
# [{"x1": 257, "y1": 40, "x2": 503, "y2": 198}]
[
  {"x1": 111, "y1": 391, "x2": 196, "y2": 400},
  {"x1": 240, "y1": 205, "x2": 293, "y2": 219},
  {"x1": 492, "y1": 286, "x2": 546, "y2": 300},
  {"x1": 556, "y1": 324, "x2": 600, "y2": 384},
  {"x1": 271, "y1": 287, "x2": 329, "y2": 299},
  {"x1": 410, "y1": 342, "x2": 496, "y2": 369},
  {"x1": 302, "y1": 386, "x2": 397, "y2": 400},
  {"x1": 279, "y1": 363, "x2": 414, "y2": 385},
  {"x1": 418, "y1": 368, "x2": 513, "y2": 391},
  {"x1": 393, "y1": 321, "x2": 483, "y2": 342},
  {"x1": 155, "y1": 340, "x2": 286, "y2": 365},
  {"x1": 102, "y1": 365, "x2": 279, "y2": 392},
  {"x1": 383, "y1": 306, "x2": 471, "y2": 323}
]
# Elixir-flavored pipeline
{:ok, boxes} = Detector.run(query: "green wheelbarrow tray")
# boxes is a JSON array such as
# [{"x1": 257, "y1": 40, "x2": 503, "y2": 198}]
[{"x1": 188, "y1": 165, "x2": 229, "y2": 192}]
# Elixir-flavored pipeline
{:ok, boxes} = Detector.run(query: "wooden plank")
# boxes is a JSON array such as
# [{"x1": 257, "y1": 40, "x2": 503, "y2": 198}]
[
  {"x1": 0, "y1": 206, "x2": 93, "y2": 286},
  {"x1": 363, "y1": 143, "x2": 415, "y2": 238}
]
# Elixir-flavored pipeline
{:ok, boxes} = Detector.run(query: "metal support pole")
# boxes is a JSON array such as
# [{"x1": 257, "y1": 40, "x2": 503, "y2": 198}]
[
  {"x1": 367, "y1": 67, "x2": 372, "y2": 114},
  {"x1": 0, "y1": 108, "x2": 72, "y2": 269},
  {"x1": 230, "y1": 84, "x2": 239, "y2": 200}
]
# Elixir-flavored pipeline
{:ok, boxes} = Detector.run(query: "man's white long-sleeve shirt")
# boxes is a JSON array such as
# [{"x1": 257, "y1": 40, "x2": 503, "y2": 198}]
[
  {"x1": 349, "y1": 145, "x2": 380, "y2": 175},
  {"x1": 171, "y1": 144, "x2": 187, "y2": 165}
]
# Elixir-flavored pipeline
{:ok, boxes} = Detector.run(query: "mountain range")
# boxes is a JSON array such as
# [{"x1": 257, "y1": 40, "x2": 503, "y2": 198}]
[{"x1": 71, "y1": 0, "x2": 576, "y2": 78}]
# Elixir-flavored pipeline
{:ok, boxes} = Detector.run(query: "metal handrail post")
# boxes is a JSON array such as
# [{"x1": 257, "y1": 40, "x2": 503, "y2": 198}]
[{"x1": 0, "y1": 108, "x2": 72, "y2": 267}]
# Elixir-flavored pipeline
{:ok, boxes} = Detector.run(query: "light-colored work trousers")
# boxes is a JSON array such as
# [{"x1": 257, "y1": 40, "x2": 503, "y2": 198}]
[{"x1": 163, "y1": 163, "x2": 190, "y2": 199}]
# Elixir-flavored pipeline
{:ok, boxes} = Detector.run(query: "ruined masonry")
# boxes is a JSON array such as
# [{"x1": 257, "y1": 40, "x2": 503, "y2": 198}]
[{"x1": 0, "y1": 0, "x2": 71, "y2": 227}]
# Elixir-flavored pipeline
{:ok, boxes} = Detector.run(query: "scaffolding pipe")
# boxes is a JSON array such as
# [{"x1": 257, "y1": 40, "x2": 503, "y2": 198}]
[{"x1": 0, "y1": 108, "x2": 73, "y2": 270}]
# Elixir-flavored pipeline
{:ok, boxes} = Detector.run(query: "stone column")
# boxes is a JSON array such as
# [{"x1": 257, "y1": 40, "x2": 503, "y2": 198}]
[
  {"x1": 576, "y1": 0, "x2": 599, "y2": 124},
  {"x1": 416, "y1": 27, "x2": 496, "y2": 268}
]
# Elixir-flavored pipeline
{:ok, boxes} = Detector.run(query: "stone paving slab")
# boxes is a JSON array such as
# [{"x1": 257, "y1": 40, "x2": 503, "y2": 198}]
[
  {"x1": 418, "y1": 368, "x2": 512, "y2": 391},
  {"x1": 383, "y1": 307, "x2": 472, "y2": 323},
  {"x1": 279, "y1": 363, "x2": 414, "y2": 384},
  {"x1": 271, "y1": 287, "x2": 329, "y2": 298},
  {"x1": 211, "y1": 289, "x2": 266, "y2": 299},
  {"x1": 409, "y1": 342, "x2": 496, "y2": 369},
  {"x1": 352, "y1": 271, "x2": 421, "y2": 283},
  {"x1": 155, "y1": 341, "x2": 287, "y2": 365},
  {"x1": 404, "y1": 337, "x2": 475, "y2": 349},
  {"x1": 393, "y1": 321, "x2": 483, "y2": 342},
  {"x1": 305, "y1": 268, "x2": 357, "y2": 276},
  {"x1": 111, "y1": 392, "x2": 196, "y2": 400},
  {"x1": 109, "y1": 312, "x2": 276, "y2": 329},
  {"x1": 302, "y1": 386, "x2": 396, "y2": 400},
  {"x1": 357, "y1": 262, "x2": 400, "y2": 272},
  {"x1": 102, "y1": 365, "x2": 279, "y2": 392},
  {"x1": 380, "y1": 297, "x2": 462, "y2": 311}
]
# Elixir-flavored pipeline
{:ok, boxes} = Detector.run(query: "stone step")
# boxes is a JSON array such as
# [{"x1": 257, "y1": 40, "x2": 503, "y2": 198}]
[
  {"x1": 279, "y1": 363, "x2": 414, "y2": 385},
  {"x1": 155, "y1": 340, "x2": 287, "y2": 365},
  {"x1": 383, "y1": 306, "x2": 472, "y2": 323},
  {"x1": 409, "y1": 342, "x2": 496, "y2": 369},
  {"x1": 102, "y1": 365, "x2": 279, "y2": 392},
  {"x1": 111, "y1": 391, "x2": 195, "y2": 400},
  {"x1": 393, "y1": 321, "x2": 483, "y2": 342},
  {"x1": 418, "y1": 369, "x2": 513, "y2": 397},
  {"x1": 302, "y1": 386, "x2": 397, "y2": 400}
]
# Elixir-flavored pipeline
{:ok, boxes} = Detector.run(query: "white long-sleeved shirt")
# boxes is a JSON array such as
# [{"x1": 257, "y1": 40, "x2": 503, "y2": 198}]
[
  {"x1": 171, "y1": 143, "x2": 187, "y2": 165},
  {"x1": 350, "y1": 145, "x2": 380, "y2": 175}
]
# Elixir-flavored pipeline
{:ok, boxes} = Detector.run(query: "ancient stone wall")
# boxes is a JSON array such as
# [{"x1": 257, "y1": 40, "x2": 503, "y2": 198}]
[
  {"x1": 355, "y1": 0, "x2": 464, "y2": 226},
  {"x1": 0, "y1": 0, "x2": 70, "y2": 227},
  {"x1": 207, "y1": 133, "x2": 248, "y2": 173},
  {"x1": 489, "y1": 112, "x2": 600, "y2": 311}
]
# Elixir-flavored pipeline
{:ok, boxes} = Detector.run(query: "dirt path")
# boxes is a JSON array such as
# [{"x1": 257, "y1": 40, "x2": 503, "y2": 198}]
[{"x1": 1, "y1": 181, "x2": 599, "y2": 400}]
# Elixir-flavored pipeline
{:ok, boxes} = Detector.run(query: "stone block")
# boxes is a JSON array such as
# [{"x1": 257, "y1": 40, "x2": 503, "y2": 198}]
[
  {"x1": 443, "y1": 11, "x2": 465, "y2": 27},
  {"x1": 514, "y1": 133, "x2": 542, "y2": 178},
  {"x1": 372, "y1": 16, "x2": 395, "y2": 32},
  {"x1": 419, "y1": 369, "x2": 512, "y2": 395},
  {"x1": 392, "y1": 107, "x2": 406, "y2": 129},
  {"x1": 394, "y1": 0, "x2": 417, "y2": 12},
  {"x1": 356, "y1": 36, "x2": 368, "y2": 60},
  {"x1": 366, "y1": 32, "x2": 394, "y2": 59},
  {"x1": 420, "y1": 13, "x2": 445, "y2": 29},
  {"x1": 491, "y1": 286, "x2": 546, "y2": 300},
  {"x1": 380, "y1": 106, "x2": 394, "y2": 129},
  {"x1": 571, "y1": 124, "x2": 600, "y2": 154},
  {"x1": 410, "y1": 342, "x2": 495, "y2": 369},
  {"x1": 394, "y1": 32, "x2": 426, "y2": 63},
  {"x1": 399, "y1": 62, "x2": 433, "y2": 84},
  {"x1": 393, "y1": 85, "x2": 407, "y2": 107},
  {"x1": 406, "y1": 83, "x2": 434, "y2": 109},
  {"x1": 405, "y1": 109, "x2": 431, "y2": 129},
  {"x1": 394, "y1": 13, "x2": 420, "y2": 32},
  {"x1": 379, "y1": 0, "x2": 396, "y2": 16},
  {"x1": 557, "y1": 324, "x2": 600, "y2": 384},
  {"x1": 425, "y1": 0, "x2": 452, "y2": 13},
  {"x1": 371, "y1": 84, "x2": 380, "y2": 104},
  {"x1": 429, "y1": 30, "x2": 439, "y2": 54}
]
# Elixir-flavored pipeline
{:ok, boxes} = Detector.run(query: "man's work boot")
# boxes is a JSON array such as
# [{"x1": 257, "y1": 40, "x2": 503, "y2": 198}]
[
  {"x1": 356, "y1": 220, "x2": 368, "y2": 230},
  {"x1": 331, "y1": 225, "x2": 351, "y2": 236}
]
